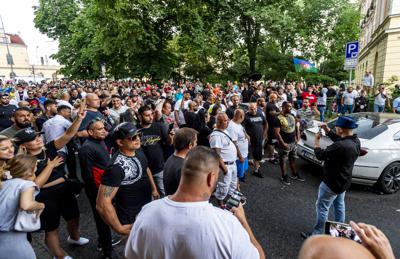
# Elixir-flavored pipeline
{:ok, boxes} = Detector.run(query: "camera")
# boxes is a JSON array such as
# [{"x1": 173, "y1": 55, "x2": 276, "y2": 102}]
[{"x1": 224, "y1": 190, "x2": 246, "y2": 210}]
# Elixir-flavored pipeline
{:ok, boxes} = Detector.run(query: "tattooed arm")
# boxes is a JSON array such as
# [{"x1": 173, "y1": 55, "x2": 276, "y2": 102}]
[{"x1": 96, "y1": 184, "x2": 132, "y2": 235}]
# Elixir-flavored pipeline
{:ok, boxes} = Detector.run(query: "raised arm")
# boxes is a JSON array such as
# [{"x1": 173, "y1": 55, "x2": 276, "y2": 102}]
[{"x1": 54, "y1": 100, "x2": 86, "y2": 150}]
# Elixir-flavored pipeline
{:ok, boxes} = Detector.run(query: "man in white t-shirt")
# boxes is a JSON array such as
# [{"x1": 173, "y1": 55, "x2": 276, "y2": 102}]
[
  {"x1": 209, "y1": 113, "x2": 238, "y2": 206},
  {"x1": 227, "y1": 109, "x2": 249, "y2": 182},
  {"x1": 125, "y1": 146, "x2": 265, "y2": 259},
  {"x1": 341, "y1": 87, "x2": 358, "y2": 114},
  {"x1": 174, "y1": 91, "x2": 191, "y2": 127}
]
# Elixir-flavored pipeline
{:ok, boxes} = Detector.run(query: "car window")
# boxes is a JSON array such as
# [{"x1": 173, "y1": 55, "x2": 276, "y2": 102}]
[{"x1": 327, "y1": 116, "x2": 388, "y2": 139}]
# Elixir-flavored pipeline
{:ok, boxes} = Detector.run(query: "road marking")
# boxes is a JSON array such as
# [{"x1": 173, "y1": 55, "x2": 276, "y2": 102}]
[{"x1": 396, "y1": 209, "x2": 400, "y2": 213}]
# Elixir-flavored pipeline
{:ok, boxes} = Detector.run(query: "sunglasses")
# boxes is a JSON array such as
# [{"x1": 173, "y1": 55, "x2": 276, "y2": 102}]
[{"x1": 128, "y1": 133, "x2": 142, "y2": 141}]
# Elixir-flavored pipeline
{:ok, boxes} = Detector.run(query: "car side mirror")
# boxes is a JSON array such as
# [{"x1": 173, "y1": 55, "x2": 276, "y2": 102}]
[{"x1": 393, "y1": 131, "x2": 400, "y2": 141}]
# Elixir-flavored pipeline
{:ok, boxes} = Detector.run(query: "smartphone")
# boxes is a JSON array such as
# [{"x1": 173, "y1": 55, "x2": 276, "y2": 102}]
[{"x1": 325, "y1": 221, "x2": 361, "y2": 244}]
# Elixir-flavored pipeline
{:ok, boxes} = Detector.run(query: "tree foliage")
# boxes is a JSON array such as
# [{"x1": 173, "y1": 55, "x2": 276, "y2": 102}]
[{"x1": 33, "y1": 0, "x2": 360, "y2": 81}]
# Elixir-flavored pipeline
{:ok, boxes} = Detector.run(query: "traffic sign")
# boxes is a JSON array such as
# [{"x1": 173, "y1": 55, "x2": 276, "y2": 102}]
[
  {"x1": 344, "y1": 41, "x2": 359, "y2": 70},
  {"x1": 345, "y1": 41, "x2": 359, "y2": 59}
]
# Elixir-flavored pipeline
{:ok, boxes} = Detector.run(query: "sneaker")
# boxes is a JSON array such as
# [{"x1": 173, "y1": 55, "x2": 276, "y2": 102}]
[
  {"x1": 97, "y1": 238, "x2": 122, "y2": 251},
  {"x1": 260, "y1": 159, "x2": 266, "y2": 163},
  {"x1": 53, "y1": 256, "x2": 73, "y2": 259},
  {"x1": 67, "y1": 236, "x2": 89, "y2": 246},
  {"x1": 290, "y1": 173, "x2": 305, "y2": 182},
  {"x1": 280, "y1": 175, "x2": 290, "y2": 185},
  {"x1": 252, "y1": 171, "x2": 264, "y2": 178},
  {"x1": 300, "y1": 232, "x2": 312, "y2": 239}
]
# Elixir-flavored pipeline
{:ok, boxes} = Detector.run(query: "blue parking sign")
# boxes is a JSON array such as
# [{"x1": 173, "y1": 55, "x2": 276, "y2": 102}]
[{"x1": 345, "y1": 41, "x2": 359, "y2": 59}]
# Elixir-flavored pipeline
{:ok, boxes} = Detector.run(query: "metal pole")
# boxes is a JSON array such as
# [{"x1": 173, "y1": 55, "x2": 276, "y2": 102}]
[
  {"x1": 349, "y1": 69, "x2": 352, "y2": 87},
  {"x1": 0, "y1": 16, "x2": 15, "y2": 79}
]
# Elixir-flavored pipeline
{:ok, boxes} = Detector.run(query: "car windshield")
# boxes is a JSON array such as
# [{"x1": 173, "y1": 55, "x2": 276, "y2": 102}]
[{"x1": 327, "y1": 114, "x2": 395, "y2": 139}]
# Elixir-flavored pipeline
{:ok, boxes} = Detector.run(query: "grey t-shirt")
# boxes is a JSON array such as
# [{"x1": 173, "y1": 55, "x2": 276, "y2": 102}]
[{"x1": 0, "y1": 178, "x2": 39, "y2": 231}]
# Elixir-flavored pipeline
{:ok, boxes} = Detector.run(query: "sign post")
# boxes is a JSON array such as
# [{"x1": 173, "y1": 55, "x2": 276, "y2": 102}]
[{"x1": 344, "y1": 41, "x2": 359, "y2": 86}]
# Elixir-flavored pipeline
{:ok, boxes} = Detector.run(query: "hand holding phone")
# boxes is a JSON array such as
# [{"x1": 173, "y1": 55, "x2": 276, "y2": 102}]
[{"x1": 325, "y1": 221, "x2": 361, "y2": 244}]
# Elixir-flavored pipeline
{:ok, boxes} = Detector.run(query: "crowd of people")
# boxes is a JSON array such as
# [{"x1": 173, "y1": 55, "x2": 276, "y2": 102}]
[{"x1": 0, "y1": 78, "x2": 396, "y2": 259}]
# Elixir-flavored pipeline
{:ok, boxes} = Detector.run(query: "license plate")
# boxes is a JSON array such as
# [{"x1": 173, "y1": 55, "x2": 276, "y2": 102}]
[{"x1": 302, "y1": 150, "x2": 321, "y2": 164}]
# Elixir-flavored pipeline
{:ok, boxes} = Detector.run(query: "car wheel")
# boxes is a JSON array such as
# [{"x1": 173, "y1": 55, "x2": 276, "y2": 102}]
[{"x1": 377, "y1": 162, "x2": 400, "y2": 194}]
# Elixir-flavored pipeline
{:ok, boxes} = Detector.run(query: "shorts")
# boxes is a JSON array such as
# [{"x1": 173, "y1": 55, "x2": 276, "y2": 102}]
[
  {"x1": 278, "y1": 143, "x2": 297, "y2": 161},
  {"x1": 250, "y1": 144, "x2": 263, "y2": 161},
  {"x1": 267, "y1": 129, "x2": 277, "y2": 145},
  {"x1": 236, "y1": 158, "x2": 249, "y2": 178},
  {"x1": 36, "y1": 182, "x2": 80, "y2": 232}
]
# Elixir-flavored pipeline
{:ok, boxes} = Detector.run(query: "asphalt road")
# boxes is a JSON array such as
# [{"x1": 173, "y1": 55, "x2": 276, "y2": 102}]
[{"x1": 32, "y1": 159, "x2": 400, "y2": 259}]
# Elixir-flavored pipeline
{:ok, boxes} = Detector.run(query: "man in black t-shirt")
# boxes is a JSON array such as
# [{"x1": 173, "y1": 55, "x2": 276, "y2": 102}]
[
  {"x1": 265, "y1": 93, "x2": 280, "y2": 164},
  {"x1": 96, "y1": 122, "x2": 159, "y2": 236},
  {"x1": 226, "y1": 95, "x2": 240, "y2": 120},
  {"x1": 274, "y1": 101, "x2": 303, "y2": 185},
  {"x1": 0, "y1": 93, "x2": 17, "y2": 131},
  {"x1": 78, "y1": 120, "x2": 115, "y2": 257},
  {"x1": 137, "y1": 105, "x2": 173, "y2": 196},
  {"x1": 184, "y1": 100, "x2": 199, "y2": 130},
  {"x1": 244, "y1": 103, "x2": 267, "y2": 178},
  {"x1": 163, "y1": 127, "x2": 198, "y2": 195}
]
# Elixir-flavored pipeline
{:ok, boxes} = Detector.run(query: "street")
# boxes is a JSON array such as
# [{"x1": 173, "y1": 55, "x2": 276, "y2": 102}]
[{"x1": 32, "y1": 159, "x2": 400, "y2": 259}]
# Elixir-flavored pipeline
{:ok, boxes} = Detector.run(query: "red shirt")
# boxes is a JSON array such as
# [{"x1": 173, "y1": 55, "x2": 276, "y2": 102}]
[{"x1": 301, "y1": 92, "x2": 317, "y2": 105}]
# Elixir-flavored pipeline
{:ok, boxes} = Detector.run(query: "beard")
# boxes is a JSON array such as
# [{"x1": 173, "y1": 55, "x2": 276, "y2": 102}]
[{"x1": 16, "y1": 121, "x2": 32, "y2": 129}]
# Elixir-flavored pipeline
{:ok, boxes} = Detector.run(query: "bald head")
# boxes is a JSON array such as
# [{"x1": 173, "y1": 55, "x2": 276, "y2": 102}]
[
  {"x1": 61, "y1": 92, "x2": 70, "y2": 100},
  {"x1": 298, "y1": 235, "x2": 374, "y2": 259},
  {"x1": 233, "y1": 109, "x2": 245, "y2": 123},
  {"x1": 86, "y1": 93, "x2": 100, "y2": 109},
  {"x1": 248, "y1": 102, "x2": 257, "y2": 115},
  {"x1": 216, "y1": 113, "x2": 229, "y2": 130},
  {"x1": 269, "y1": 93, "x2": 277, "y2": 103}
]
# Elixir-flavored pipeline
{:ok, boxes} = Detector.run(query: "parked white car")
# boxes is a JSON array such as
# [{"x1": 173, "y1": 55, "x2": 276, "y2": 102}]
[{"x1": 297, "y1": 112, "x2": 400, "y2": 194}]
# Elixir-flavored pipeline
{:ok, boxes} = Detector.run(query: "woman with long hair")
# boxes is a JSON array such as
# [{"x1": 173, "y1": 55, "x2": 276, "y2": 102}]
[{"x1": 0, "y1": 155, "x2": 42, "y2": 259}]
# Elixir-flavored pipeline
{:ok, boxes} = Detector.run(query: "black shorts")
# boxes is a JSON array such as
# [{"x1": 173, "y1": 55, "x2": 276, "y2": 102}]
[
  {"x1": 36, "y1": 182, "x2": 80, "y2": 232},
  {"x1": 267, "y1": 129, "x2": 277, "y2": 145},
  {"x1": 250, "y1": 143, "x2": 263, "y2": 161}
]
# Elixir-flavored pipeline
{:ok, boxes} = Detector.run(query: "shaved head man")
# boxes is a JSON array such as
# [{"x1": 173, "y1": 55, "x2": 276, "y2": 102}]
[
  {"x1": 227, "y1": 109, "x2": 249, "y2": 182},
  {"x1": 77, "y1": 93, "x2": 108, "y2": 138},
  {"x1": 210, "y1": 113, "x2": 239, "y2": 205},
  {"x1": 125, "y1": 146, "x2": 265, "y2": 259},
  {"x1": 244, "y1": 102, "x2": 267, "y2": 178}
]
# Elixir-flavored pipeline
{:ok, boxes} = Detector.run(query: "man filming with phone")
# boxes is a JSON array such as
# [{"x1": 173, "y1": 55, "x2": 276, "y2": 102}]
[
  {"x1": 301, "y1": 116, "x2": 360, "y2": 238},
  {"x1": 125, "y1": 146, "x2": 265, "y2": 259}
]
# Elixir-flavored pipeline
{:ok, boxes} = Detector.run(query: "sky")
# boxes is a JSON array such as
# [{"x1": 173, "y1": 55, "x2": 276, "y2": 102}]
[{"x1": 1, "y1": 0, "x2": 59, "y2": 66}]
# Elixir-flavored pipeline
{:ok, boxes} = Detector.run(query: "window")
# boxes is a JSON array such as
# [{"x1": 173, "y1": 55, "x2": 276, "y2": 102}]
[
  {"x1": 327, "y1": 114, "x2": 391, "y2": 140},
  {"x1": 6, "y1": 53, "x2": 13, "y2": 65}
]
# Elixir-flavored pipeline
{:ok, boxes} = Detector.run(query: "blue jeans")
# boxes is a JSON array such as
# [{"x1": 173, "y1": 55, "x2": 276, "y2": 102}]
[
  {"x1": 374, "y1": 104, "x2": 385, "y2": 112},
  {"x1": 312, "y1": 182, "x2": 346, "y2": 235},
  {"x1": 343, "y1": 104, "x2": 353, "y2": 114},
  {"x1": 337, "y1": 103, "x2": 343, "y2": 115},
  {"x1": 317, "y1": 106, "x2": 326, "y2": 122}
]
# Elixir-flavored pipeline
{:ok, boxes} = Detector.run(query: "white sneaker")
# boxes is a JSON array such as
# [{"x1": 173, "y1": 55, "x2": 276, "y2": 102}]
[
  {"x1": 67, "y1": 236, "x2": 89, "y2": 246},
  {"x1": 53, "y1": 256, "x2": 73, "y2": 259}
]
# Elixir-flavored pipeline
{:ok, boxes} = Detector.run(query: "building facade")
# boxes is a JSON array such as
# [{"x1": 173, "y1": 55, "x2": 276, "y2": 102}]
[
  {"x1": 0, "y1": 34, "x2": 62, "y2": 81},
  {"x1": 355, "y1": 0, "x2": 400, "y2": 86}
]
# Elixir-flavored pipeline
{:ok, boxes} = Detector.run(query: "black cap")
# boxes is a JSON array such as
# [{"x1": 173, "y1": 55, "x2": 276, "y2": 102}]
[
  {"x1": 112, "y1": 122, "x2": 141, "y2": 140},
  {"x1": 14, "y1": 127, "x2": 43, "y2": 145}
]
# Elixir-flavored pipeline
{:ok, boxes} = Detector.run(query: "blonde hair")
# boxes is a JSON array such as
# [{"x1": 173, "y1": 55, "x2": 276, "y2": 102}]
[{"x1": 0, "y1": 154, "x2": 37, "y2": 188}]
